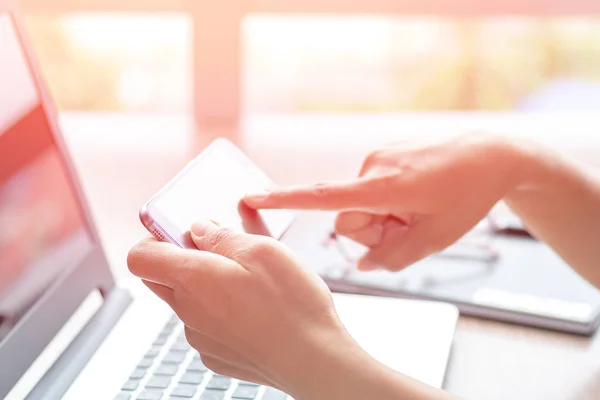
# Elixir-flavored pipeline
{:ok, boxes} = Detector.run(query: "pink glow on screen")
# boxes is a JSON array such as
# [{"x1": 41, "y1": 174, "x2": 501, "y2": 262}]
[{"x1": 0, "y1": 15, "x2": 38, "y2": 133}]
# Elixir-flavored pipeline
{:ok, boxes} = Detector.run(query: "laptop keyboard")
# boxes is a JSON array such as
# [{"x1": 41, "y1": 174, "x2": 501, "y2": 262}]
[{"x1": 115, "y1": 314, "x2": 288, "y2": 400}]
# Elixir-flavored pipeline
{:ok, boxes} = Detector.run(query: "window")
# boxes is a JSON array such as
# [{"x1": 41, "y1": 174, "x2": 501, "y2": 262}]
[
  {"x1": 244, "y1": 16, "x2": 600, "y2": 113},
  {"x1": 24, "y1": 13, "x2": 192, "y2": 112},
  {"x1": 23, "y1": 14, "x2": 600, "y2": 113}
]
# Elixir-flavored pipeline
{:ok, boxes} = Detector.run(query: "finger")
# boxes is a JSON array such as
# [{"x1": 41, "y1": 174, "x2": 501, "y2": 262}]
[
  {"x1": 335, "y1": 211, "x2": 388, "y2": 236},
  {"x1": 243, "y1": 175, "x2": 399, "y2": 211},
  {"x1": 199, "y1": 355, "x2": 276, "y2": 387},
  {"x1": 142, "y1": 280, "x2": 175, "y2": 305},
  {"x1": 334, "y1": 211, "x2": 378, "y2": 234},
  {"x1": 358, "y1": 219, "x2": 434, "y2": 272},
  {"x1": 127, "y1": 237, "x2": 182, "y2": 288},
  {"x1": 337, "y1": 214, "x2": 403, "y2": 247},
  {"x1": 128, "y1": 236, "x2": 240, "y2": 289},
  {"x1": 237, "y1": 200, "x2": 271, "y2": 237},
  {"x1": 343, "y1": 224, "x2": 385, "y2": 247}
]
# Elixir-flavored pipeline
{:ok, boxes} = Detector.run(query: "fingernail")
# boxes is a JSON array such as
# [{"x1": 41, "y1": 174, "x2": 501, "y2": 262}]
[{"x1": 191, "y1": 220, "x2": 218, "y2": 237}]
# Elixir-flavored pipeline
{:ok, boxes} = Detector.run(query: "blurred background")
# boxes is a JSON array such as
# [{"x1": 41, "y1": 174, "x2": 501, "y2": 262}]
[{"x1": 23, "y1": 14, "x2": 600, "y2": 114}]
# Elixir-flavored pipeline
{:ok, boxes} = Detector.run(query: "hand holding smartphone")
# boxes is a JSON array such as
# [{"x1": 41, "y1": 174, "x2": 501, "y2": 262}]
[{"x1": 139, "y1": 139, "x2": 296, "y2": 249}]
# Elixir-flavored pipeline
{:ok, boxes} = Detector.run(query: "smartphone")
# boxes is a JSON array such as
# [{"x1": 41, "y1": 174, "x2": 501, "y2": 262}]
[{"x1": 139, "y1": 138, "x2": 296, "y2": 249}]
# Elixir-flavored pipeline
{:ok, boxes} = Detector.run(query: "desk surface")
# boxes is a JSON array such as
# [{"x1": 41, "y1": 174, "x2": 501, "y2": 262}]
[{"x1": 59, "y1": 112, "x2": 600, "y2": 400}]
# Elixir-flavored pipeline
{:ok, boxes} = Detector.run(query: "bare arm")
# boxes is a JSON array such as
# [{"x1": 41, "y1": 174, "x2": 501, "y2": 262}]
[
  {"x1": 284, "y1": 330, "x2": 459, "y2": 400},
  {"x1": 505, "y1": 140, "x2": 600, "y2": 288}
]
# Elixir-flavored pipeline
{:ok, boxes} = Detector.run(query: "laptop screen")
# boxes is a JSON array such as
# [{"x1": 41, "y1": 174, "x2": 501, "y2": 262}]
[{"x1": 0, "y1": 14, "x2": 94, "y2": 342}]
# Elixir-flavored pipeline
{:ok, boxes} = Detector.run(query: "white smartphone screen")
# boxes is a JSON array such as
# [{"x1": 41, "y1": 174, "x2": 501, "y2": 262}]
[{"x1": 143, "y1": 140, "x2": 296, "y2": 248}]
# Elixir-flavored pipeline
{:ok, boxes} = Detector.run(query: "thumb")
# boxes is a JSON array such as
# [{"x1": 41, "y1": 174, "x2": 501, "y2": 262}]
[
  {"x1": 191, "y1": 219, "x2": 270, "y2": 266},
  {"x1": 190, "y1": 220, "x2": 242, "y2": 259}
]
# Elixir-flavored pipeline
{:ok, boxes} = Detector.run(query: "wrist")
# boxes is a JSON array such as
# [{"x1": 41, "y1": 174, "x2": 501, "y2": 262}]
[
  {"x1": 498, "y1": 135, "x2": 566, "y2": 199},
  {"x1": 469, "y1": 132, "x2": 555, "y2": 196},
  {"x1": 271, "y1": 323, "x2": 362, "y2": 398},
  {"x1": 275, "y1": 324, "x2": 450, "y2": 400}
]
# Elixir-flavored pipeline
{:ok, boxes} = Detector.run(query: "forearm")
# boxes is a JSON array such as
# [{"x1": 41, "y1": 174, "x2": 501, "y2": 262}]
[
  {"x1": 503, "y1": 139, "x2": 600, "y2": 288},
  {"x1": 282, "y1": 332, "x2": 457, "y2": 400}
]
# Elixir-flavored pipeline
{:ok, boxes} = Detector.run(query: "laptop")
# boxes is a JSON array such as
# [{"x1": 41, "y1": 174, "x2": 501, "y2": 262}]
[{"x1": 0, "y1": 3, "x2": 458, "y2": 399}]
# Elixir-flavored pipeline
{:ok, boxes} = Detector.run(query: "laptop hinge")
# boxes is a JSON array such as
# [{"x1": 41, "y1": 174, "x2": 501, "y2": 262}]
[{"x1": 25, "y1": 288, "x2": 133, "y2": 400}]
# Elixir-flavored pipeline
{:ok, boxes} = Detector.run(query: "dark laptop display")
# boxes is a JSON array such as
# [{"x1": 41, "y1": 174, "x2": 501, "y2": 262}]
[{"x1": 0, "y1": 17, "x2": 94, "y2": 341}]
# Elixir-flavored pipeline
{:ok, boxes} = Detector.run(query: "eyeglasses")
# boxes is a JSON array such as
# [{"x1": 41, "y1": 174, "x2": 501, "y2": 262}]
[{"x1": 319, "y1": 216, "x2": 502, "y2": 286}]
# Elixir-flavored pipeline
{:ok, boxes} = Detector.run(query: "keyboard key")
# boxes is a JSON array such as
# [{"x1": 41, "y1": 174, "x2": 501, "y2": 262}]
[
  {"x1": 206, "y1": 376, "x2": 232, "y2": 391},
  {"x1": 179, "y1": 372, "x2": 204, "y2": 385},
  {"x1": 145, "y1": 376, "x2": 171, "y2": 389},
  {"x1": 154, "y1": 363, "x2": 179, "y2": 376},
  {"x1": 186, "y1": 360, "x2": 207, "y2": 372},
  {"x1": 138, "y1": 358, "x2": 154, "y2": 369},
  {"x1": 262, "y1": 388, "x2": 288, "y2": 400},
  {"x1": 130, "y1": 369, "x2": 147, "y2": 380},
  {"x1": 115, "y1": 393, "x2": 131, "y2": 400},
  {"x1": 170, "y1": 341, "x2": 191, "y2": 352},
  {"x1": 232, "y1": 385, "x2": 259, "y2": 399},
  {"x1": 162, "y1": 323, "x2": 176, "y2": 333},
  {"x1": 193, "y1": 353, "x2": 201, "y2": 360},
  {"x1": 166, "y1": 314, "x2": 180, "y2": 326},
  {"x1": 158, "y1": 325, "x2": 175, "y2": 338},
  {"x1": 169, "y1": 384, "x2": 197, "y2": 398},
  {"x1": 153, "y1": 336, "x2": 168, "y2": 346},
  {"x1": 161, "y1": 328, "x2": 175, "y2": 338},
  {"x1": 122, "y1": 379, "x2": 140, "y2": 391},
  {"x1": 238, "y1": 381, "x2": 260, "y2": 387},
  {"x1": 159, "y1": 329, "x2": 172, "y2": 337},
  {"x1": 146, "y1": 346, "x2": 161, "y2": 358},
  {"x1": 198, "y1": 390, "x2": 226, "y2": 400},
  {"x1": 162, "y1": 352, "x2": 187, "y2": 364},
  {"x1": 136, "y1": 390, "x2": 163, "y2": 400}
]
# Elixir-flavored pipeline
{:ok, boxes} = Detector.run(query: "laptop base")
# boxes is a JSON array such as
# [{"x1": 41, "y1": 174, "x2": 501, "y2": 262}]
[{"x1": 26, "y1": 288, "x2": 132, "y2": 400}]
